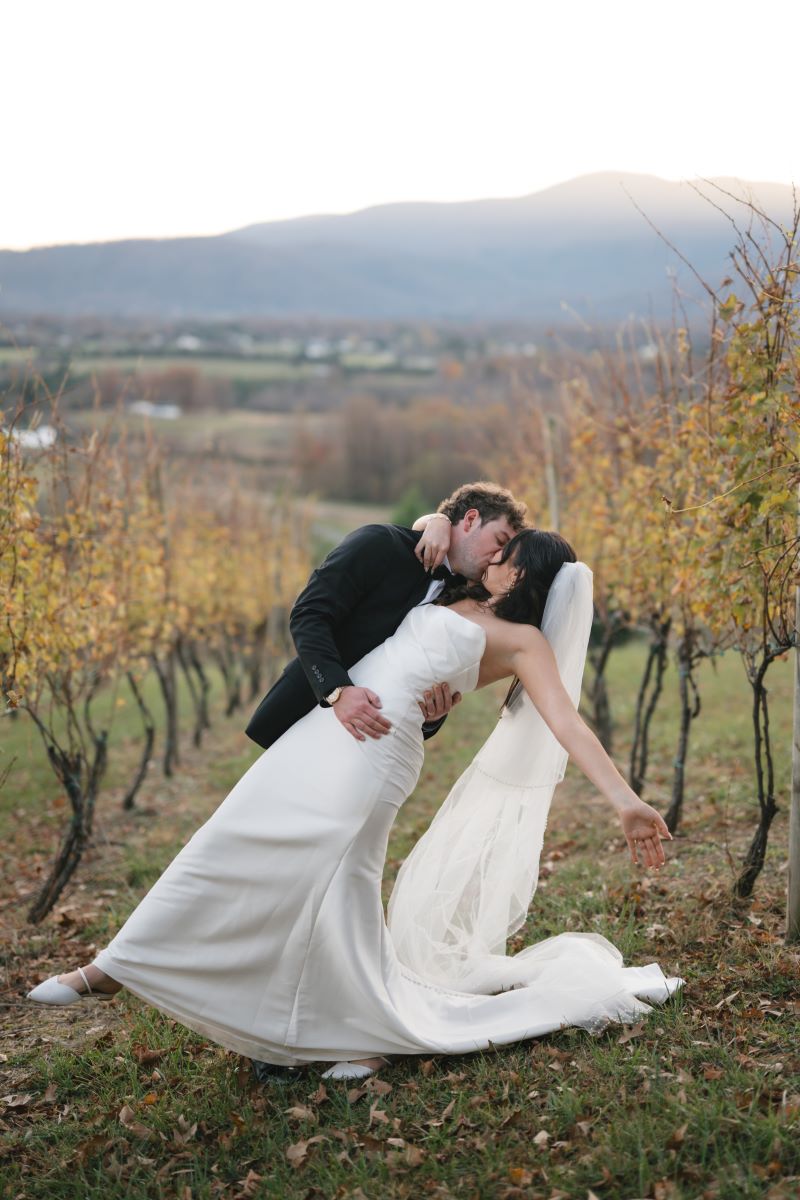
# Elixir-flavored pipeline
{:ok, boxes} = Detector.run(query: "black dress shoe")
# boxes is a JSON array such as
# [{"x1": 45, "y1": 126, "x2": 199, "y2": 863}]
[{"x1": 250, "y1": 1058, "x2": 301, "y2": 1085}]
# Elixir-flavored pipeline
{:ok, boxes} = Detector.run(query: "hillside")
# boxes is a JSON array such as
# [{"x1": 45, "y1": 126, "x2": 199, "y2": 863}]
[{"x1": 0, "y1": 173, "x2": 793, "y2": 320}]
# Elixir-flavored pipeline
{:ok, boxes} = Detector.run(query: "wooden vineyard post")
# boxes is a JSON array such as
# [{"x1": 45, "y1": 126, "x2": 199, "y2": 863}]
[{"x1": 787, "y1": 482, "x2": 800, "y2": 944}]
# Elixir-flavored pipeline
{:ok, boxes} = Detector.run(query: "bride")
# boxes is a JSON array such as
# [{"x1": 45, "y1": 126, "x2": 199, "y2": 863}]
[{"x1": 28, "y1": 526, "x2": 681, "y2": 1079}]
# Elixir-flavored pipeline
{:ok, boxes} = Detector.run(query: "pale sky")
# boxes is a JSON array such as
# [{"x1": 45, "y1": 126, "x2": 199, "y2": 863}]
[{"x1": 4, "y1": 0, "x2": 797, "y2": 250}]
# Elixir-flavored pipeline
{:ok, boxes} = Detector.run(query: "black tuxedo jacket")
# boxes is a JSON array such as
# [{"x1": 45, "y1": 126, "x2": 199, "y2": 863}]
[{"x1": 245, "y1": 523, "x2": 458, "y2": 750}]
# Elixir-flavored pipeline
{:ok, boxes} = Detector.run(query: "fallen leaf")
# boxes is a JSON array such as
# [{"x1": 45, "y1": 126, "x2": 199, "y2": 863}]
[
  {"x1": 236, "y1": 1169, "x2": 262, "y2": 1196},
  {"x1": 286, "y1": 1140, "x2": 309, "y2": 1167},
  {"x1": 654, "y1": 1181, "x2": 676, "y2": 1199},
  {"x1": 285, "y1": 1134, "x2": 327, "y2": 1167},
  {"x1": 285, "y1": 1105, "x2": 318, "y2": 1122},
  {"x1": 617, "y1": 1021, "x2": 646, "y2": 1045},
  {"x1": 118, "y1": 1104, "x2": 153, "y2": 1140},
  {"x1": 173, "y1": 1114, "x2": 197, "y2": 1144},
  {"x1": 386, "y1": 1145, "x2": 425, "y2": 1167},
  {"x1": 533, "y1": 1129, "x2": 550, "y2": 1147},
  {"x1": 509, "y1": 1167, "x2": 534, "y2": 1185},
  {"x1": 667, "y1": 1123, "x2": 688, "y2": 1148},
  {"x1": 73, "y1": 1133, "x2": 112, "y2": 1164},
  {"x1": 368, "y1": 1102, "x2": 389, "y2": 1127},
  {"x1": 713, "y1": 990, "x2": 740, "y2": 1009},
  {"x1": 1, "y1": 1094, "x2": 34, "y2": 1110},
  {"x1": 132, "y1": 1045, "x2": 169, "y2": 1066},
  {"x1": 366, "y1": 1076, "x2": 392, "y2": 1096}
]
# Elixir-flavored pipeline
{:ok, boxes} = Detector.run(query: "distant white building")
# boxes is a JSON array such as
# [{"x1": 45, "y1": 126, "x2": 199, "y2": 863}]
[
  {"x1": 129, "y1": 400, "x2": 182, "y2": 420},
  {"x1": 7, "y1": 424, "x2": 58, "y2": 449},
  {"x1": 638, "y1": 344, "x2": 659, "y2": 362},
  {"x1": 175, "y1": 334, "x2": 203, "y2": 352},
  {"x1": 305, "y1": 339, "x2": 333, "y2": 359}
]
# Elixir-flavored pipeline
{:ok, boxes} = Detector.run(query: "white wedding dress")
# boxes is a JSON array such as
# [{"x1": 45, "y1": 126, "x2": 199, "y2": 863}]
[{"x1": 94, "y1": 604, "x2": 681, "y2": 1066}]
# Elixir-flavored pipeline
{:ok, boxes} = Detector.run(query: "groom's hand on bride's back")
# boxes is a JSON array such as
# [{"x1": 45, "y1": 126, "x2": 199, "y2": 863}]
[{"x1": 334, "y1": 687, "x2": 393, "y2": 742}]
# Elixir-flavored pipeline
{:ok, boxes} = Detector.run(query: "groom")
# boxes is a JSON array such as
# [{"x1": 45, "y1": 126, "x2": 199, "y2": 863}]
[{"x1": 245, "y1": 481, "x2": 527, "y2": 750}]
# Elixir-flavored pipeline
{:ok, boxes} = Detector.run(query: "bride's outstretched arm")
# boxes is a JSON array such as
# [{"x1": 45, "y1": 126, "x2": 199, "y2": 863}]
[{"x1": 511, "y1": 628, "x2": 672, "y2": 871}]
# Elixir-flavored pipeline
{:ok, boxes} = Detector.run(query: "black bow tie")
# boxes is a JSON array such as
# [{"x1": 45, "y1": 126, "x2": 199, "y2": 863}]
[{"x1": 431, "y1": 564, "x2": 453, "y2": 581}]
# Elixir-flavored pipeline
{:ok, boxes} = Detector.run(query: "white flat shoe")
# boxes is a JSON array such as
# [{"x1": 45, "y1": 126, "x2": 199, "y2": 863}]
[
  {"x1": 27, "y1": 966, "x2": 114, "y2": 1005},
  {"x1": 321, "y1": 1058, "x2": 389, "y2": 1080}
]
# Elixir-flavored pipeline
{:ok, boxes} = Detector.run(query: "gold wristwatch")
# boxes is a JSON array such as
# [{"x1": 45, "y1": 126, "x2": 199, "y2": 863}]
[{"x1": 325, "y1": 687, "x2": 344, "y2": 705}]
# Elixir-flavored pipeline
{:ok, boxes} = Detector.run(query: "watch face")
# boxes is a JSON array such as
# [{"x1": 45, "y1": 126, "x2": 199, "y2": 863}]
[{"x1": 327, "y1": 687, "x2": 342, "y2": 705}]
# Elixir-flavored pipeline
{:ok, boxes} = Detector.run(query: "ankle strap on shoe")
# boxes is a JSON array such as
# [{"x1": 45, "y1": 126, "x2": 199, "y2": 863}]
[{"x1": 76, "y1": 966, "x2": 93, "y2": 995}]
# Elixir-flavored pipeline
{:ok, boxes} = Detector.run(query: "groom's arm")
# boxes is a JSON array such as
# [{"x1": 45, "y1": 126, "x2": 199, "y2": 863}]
[{"x1": 289, "y1": 524, "x2": 399, "y2": 705}]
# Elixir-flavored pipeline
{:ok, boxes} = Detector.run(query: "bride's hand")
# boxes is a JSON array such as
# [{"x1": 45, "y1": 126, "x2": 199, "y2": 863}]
[
  {"x1": 418, "y1": 682, "x2": 462, "y2": 723},
  {"x1": 618, "y1": 800, "x2": 672, "y2": 870},
  {"x1": 413, "y1": 514, "x2": 452, "y2": 572}
]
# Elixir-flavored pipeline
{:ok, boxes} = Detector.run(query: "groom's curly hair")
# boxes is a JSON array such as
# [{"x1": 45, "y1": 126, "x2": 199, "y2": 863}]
[{"x1": 437, "y1": 482, "x2": 527, "y2": 531}]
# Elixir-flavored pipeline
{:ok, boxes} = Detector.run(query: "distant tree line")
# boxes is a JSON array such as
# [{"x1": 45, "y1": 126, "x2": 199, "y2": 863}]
[{"x1": 292, "y1": 392, "x2": 510, "y2": 505}]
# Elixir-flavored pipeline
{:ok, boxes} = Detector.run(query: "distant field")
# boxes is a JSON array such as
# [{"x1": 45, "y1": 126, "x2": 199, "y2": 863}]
[
  {"x1": 0, "y1": 346, "x2": 36, "y2": 364},
  {"x1": 1, "y1": 348, "x2": 436, "y2": 387},
  {"x1": 66, "y1": 406, "x2": 335, "y2": 474},
  {"x1": 67, "y1": 405, "x2": 330, "y2": 442},
  {"x1": 67, "y1": 354, "x2": 327, "y2": 382},
  {"x1": 0, "y1": 350, "x2": 328, "y2": 382}
]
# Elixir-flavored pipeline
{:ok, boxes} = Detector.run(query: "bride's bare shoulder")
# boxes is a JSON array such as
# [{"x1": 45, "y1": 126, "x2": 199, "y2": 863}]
[
  {"x1": 488, "y1": 617, "x2": 548, "y2": 654},
  {"x1": 449, "y1": 604, "x2": 551, "y2": 660}
]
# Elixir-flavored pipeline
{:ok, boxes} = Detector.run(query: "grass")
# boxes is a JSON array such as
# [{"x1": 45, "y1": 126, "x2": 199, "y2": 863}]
[{"x1": 1, "y1": 641, "x2": 798, "y2": 1199}]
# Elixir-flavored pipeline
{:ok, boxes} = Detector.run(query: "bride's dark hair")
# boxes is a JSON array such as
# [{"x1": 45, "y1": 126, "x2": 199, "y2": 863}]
[
  {"x1": 441, "y1": 528, "x2": 577, "y2": 628},
  {"x1": 440, "y1": 528, "x2": 577, "y2": 711}
]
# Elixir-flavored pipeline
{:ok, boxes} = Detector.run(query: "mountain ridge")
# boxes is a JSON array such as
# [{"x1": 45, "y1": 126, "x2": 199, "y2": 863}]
[{"x1": 1, "y1": 173, "x2": 794, "y2": 321}]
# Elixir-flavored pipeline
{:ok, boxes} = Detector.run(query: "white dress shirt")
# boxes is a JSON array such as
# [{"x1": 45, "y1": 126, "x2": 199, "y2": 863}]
[{"x1": 417, "y1": 556, "x2": 453, "y2": 606}]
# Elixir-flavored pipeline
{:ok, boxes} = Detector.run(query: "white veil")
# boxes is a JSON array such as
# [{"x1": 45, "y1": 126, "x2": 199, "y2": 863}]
[{"x1": 387, "y1": 561, "x2": 595, "y2": 994}]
